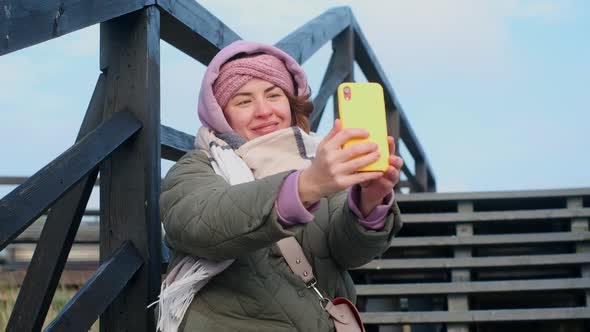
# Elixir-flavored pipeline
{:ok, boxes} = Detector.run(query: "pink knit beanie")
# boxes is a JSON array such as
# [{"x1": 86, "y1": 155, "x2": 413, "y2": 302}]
[
  {"x1": 213, "y1": 53, "x2": 295, "y2": 109},
  {"x1": 198, "y1": 40, "x2": 309, "y2": 134}
]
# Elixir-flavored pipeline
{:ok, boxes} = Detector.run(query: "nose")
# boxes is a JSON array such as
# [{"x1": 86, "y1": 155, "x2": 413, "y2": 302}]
[{"x1": 253, "y1": 100, "x2": 273, "y2": 117}]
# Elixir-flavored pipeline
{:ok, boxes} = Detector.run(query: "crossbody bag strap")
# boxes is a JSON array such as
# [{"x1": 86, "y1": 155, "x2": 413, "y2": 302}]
[
  {"x1": 276, "y1": 236, "x2": 330, "y2": 306},
  {"x1": 276, "y1": 237, "x2": 315, "y2": 283},
  {"x1": 276, "y1": 237, "x2": 365, "y2": 331}
]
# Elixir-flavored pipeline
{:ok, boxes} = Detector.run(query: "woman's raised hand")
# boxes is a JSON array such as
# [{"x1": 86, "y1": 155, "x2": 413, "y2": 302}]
[
  {"x1": 298, "y1": 120, "x2": 383, "y2": 206},
  {"x1": 357, "y1": 136, "x2": 404, "y2": 216}
]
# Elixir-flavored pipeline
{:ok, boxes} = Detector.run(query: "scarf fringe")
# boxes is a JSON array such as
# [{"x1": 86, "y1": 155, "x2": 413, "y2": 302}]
[{"x1": 149, "y1": 257, "x2": 234, "y2": 332}]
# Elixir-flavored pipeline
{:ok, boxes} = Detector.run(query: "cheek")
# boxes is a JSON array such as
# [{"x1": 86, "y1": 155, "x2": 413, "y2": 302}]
[
  {"x1": 224, "y1": 109, "x2": 252, "y2": 132},
  {"x1": 276, "y1": 100, "x2": 292, "y2": 124}
]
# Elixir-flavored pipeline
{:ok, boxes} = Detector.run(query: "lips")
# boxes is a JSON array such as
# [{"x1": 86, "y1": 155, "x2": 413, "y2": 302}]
[{"x1": 251, "y1": 122, "x2": 279, "y2": 135}]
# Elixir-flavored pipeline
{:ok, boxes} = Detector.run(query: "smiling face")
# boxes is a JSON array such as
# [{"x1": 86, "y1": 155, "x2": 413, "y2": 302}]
[{"x1": 222, "y1": 78, "x2": 292, "y2": 141}]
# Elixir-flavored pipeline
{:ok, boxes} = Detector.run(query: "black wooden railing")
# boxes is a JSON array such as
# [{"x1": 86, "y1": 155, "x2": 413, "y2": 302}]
[{"x1": 1, "y1": 1, "x2": 435, "y2": 331}]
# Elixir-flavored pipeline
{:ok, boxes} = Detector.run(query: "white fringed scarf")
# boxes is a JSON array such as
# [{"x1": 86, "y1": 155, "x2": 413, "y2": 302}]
[{"x1": 151, "y1": 126, "x2": 321, "y2": 332}]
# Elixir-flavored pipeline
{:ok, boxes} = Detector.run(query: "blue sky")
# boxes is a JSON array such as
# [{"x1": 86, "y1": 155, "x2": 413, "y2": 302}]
[{"x1": 1, "y1": 0, "x2": 589, "y2": 205}]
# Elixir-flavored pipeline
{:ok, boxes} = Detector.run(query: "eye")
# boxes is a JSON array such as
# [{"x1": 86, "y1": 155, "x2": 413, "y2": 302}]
[
  {"x1": 267, "y1": 91, "x2": 283, "y2": 99},
  {"x1": 235, "y1": 99, "x2": 251, "y2": 106}
]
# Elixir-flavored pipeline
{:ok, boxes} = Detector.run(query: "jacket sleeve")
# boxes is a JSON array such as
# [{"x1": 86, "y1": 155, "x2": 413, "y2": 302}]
[
  {"x1": 325, "y1": 191, "x2": 402, "y2": 269},
  {"x1": 160, "y1": 150, "x2": 295, "y2": 261}
]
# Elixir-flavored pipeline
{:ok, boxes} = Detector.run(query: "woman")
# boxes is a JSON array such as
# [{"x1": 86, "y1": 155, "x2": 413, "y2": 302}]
[{"x1": 158, "y1": 40, "x2": 403, "y2": 332}]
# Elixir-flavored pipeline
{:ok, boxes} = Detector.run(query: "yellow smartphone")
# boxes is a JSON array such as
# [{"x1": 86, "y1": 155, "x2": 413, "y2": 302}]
[{"x1": 337, "y1": 82, "x2": 389, "y2": 172}]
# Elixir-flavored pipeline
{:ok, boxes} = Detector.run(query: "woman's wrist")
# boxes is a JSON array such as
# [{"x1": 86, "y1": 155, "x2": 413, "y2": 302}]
[
  {"x1": 298, "y1": 169, "x2": 322, "y2": 207},
  {"x1": 359, "y1": 188, "x2": 384, "y2": 217}
]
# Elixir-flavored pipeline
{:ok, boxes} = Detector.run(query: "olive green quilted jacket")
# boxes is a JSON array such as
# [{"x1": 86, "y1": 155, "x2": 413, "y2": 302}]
[{"x1": 160, "y1": 150, "x2": 402, "y2": 331}]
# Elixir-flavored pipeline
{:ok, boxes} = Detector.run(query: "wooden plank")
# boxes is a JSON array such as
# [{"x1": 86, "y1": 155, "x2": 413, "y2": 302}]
[
  {"x1": 397, "y1": 188, "x2": 590, "y2": 203},
  {"x1": 389, "y1": 232, "x2": 590, "y2": 247},
  {"x1": 14, "y1": 219, "x2": 99, "y2": 245},
  {"x1": 356, "y1": 278, "x2": 590, "y2": 296},
  {"x1": 275, "y1": 7, "x2": 352, "y2": 64},
  {"x1": 0, "y1": 0, "x2": 151, "y2": 56},
  {"x1": 160, "y1": 124, "x2": 194, "y2": 161},
  {"x1": 401, "y1": 208, "x2": 590, "y2": 224},
  {"x1": 0, "y1": 270, "x2": 95, "y2": 288},
  {"x1": 156, "y1": 0, "x2": 240, "y2": 65},
  {"x1": 44, "y1": 242, "x2": 143, "y2": 332},
  {"x1": 6, "y1": 74, "x2": 105, "y2": 332},
  {"x1": 5, "y1": 243, "x2": 98, "y2": 263},
  {"x1": 355, "y1": 253, "x2": 590, "y2": 270},
  {"x1": 361, "y1": 307, "x2": 590, "y2": 324},
  {"x1": 99, "y1": 7, "x2": 161, "y2": 331},
  {"x1": 0, "y1": 111, "x2": 141, "y2": 251},
  {"x1": 351, "y1": 16, "x2": 435, "y2": 190},
  {"x1": 310, "y1": 52, "x2": 350, "y2": 131}
]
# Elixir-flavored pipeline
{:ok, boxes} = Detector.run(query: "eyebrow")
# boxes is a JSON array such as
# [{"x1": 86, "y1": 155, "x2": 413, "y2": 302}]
[{"x1": 231, "y1": 85, "x2": 280, "y2": 98}]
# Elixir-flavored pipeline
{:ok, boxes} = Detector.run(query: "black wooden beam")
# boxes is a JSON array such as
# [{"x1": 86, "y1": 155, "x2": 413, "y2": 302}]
[
  {"x1": 330, "y1": 27, "x2": 355, "y2": 126},
  {"x1": 0, "y1": 111, "x2": 141, "y2": 251},
  {"x1": 99, "y1": 7, "x2": 161, "y2": 331},
  {"x1": 161, "y1": 125, "x2": 195, "y2": 161},
  {"x1": 156, "y1": 0, "x2": 241, "y2": 65},
  {"x1": 310, "y1": 52, "x2": 350, "y2": 131},
  {"x1": 6, "y1": 74, "x2": 106, "y2": 332},
  {"x1": 44, "y1": 242, "x2": 143, "y2": 332},
  {"x1": 351, "y1": 16, "x2": 436, "y2": 190},
  {"x1": 275, "y1": 7, "x2": 352, "y2": 64},
  {"x1": 0, "y1": 0, "x2": 152, "y2": 56}
]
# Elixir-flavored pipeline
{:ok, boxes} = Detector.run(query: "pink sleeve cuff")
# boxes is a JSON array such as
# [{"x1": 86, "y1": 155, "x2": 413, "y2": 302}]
[
  {"x1": 348, "y1": 185, "x2": 394, "y2": 230},
  {"x1": 276, "y1": 170, "x2": 320, "y2": 227}
]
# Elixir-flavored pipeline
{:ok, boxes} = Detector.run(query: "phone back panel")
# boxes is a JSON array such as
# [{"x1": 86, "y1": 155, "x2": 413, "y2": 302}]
[{"x1": 337, "y1": 82, "x2": 389, "y2": 172}]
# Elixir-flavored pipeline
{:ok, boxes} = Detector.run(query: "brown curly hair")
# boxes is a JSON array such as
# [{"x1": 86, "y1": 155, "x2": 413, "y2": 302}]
[{"x1": 287, "y1": 94, "x2": 314, "y2": 133}]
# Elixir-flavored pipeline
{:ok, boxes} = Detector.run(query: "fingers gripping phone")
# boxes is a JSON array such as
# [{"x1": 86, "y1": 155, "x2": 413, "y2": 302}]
[{"x1": 337, "y1": 82, "x2": 389, "y2": 172}]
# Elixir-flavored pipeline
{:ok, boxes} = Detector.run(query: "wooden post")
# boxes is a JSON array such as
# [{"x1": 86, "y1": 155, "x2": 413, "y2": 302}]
[
  {"x1": 447, "y1": 201, "x2": 473, "y2": 332},
  {"x1": 568, "y1": 197, "x2": 590, "y2": 306},
  {"x1": 332, "y1": 26, "x2": 354, "y2": 121},
  {"x1": 415, "y1": 160, "x2": 427, "y2": 193},
  {"x1": 99, "y1": 6, "x2": 161, "y2": 332},
  {"x1": 427, "y1": 169, "x2": 437, "y2": 192},
  {"x1": 387, "y1": 110, "x2": 401, "y2": 192}
]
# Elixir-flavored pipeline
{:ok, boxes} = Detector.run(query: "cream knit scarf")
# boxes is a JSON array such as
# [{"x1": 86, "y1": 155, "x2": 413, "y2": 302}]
[{"x1": 151, "y1": 126, "x2": 321, "y2": 332}]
